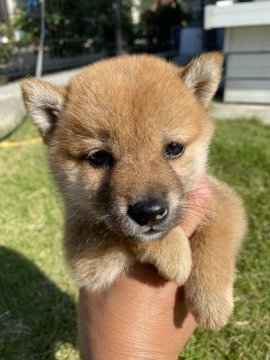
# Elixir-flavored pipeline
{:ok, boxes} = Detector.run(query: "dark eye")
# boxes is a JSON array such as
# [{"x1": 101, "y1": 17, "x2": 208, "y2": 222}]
[
  {"x1": 164, "y1": 142, "x2": 185, "y2": 159},
  {"x1": 87, "y1": 150, "x2": 113, "y2": 167}
]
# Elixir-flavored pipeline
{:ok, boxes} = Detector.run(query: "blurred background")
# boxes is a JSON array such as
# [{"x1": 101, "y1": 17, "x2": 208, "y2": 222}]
[
  {"x1": 0, "y1": 0, "x2": 222, "y2": 81},
  {"x1": 1, "y1": 0, "x2": 270, "y2": 120},
  {"x1": 0, "y1": 1, "x2": 269, "y2": 359}
]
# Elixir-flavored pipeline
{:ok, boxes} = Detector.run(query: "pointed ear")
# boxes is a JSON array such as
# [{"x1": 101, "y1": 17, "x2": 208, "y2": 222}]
[
  {"x1": 21, "y1": 79, "x2": 66, "y2": 138},
  {"x1": 181, "y1": 52, "x2": 223, "y2": 107}
]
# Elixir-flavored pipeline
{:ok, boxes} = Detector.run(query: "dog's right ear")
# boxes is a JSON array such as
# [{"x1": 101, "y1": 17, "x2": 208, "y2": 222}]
[{"x1": 21, "y1": 79, "x2": 66, "y2": 139}]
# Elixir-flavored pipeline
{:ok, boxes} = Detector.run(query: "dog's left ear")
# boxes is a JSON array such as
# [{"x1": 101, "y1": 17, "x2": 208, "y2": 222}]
[{"x1": 181, "y1": 52, "x2": 223, "y2": 108}]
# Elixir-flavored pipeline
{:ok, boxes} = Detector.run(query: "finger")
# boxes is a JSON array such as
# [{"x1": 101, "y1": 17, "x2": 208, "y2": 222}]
[{"x1": 180, "y1": 174, "x2": 212, "y2": 237}]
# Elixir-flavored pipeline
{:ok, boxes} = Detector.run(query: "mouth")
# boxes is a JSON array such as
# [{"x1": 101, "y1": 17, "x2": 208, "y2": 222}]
[
  {"x1": 104, "y1": 215, "x2": 168, "y2": 242},
  {"x1": 145, "y1": 228, "x2": 159, "y2": 235},
  {"x1": 125, "y1": 221, "x2": 170, "y2": 242},
  {"x1": 134, "y1": 228, "x2": 167, "y2": 242},
  {"x1": 131, "y1": 224, "x2": 167, "y2": 241}
]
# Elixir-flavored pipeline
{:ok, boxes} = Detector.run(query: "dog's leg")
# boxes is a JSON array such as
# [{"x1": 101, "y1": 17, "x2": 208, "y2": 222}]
[
  {"x1": 133, "y1": 227, "x2": 192, "y2": 286},
  {"x1": 67, "y1": 244, "x2": 133, "y2": 292},
  {"x1": 184, "y1": 178, "x2": 247, "y2": 329}
]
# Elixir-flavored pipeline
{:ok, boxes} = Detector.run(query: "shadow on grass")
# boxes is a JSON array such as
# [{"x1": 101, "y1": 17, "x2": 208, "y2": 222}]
[{"x1": 0, "y1": 246, "x2": 77, "y2": 360}]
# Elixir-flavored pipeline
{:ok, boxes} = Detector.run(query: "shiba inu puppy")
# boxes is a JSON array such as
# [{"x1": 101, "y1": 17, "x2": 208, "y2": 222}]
[{"x1": 21, "y1": 53, "x2": 246, "y2": 329}]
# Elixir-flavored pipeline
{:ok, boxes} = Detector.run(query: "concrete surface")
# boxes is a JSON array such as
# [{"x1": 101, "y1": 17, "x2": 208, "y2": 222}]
[
  {"x1": 0, "y1": 67, "x2": 84, "y2": 130},
  {"x1": 1, "y1": 65, "x2": 270, "y2": 130},
  {"x1": 209, "y1": 101, "x2": 270, "y2": 125}
]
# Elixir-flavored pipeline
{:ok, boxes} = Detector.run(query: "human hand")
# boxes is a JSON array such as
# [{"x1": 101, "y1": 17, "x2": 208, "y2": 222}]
[
  {"x1": 180, "y1": 174, "x2": 212, "y2": 238},
  {"x1": 78, "y1": 174, "x2": 211, "y2": 360}
]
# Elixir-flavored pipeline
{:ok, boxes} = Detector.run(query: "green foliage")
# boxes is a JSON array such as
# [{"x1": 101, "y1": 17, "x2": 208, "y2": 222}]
[
  {"x1": 13, "y1": 0, "x2": 135, "y2": 56},
  {"x1": 0, "y1": 43, "x2": 14, "y2": 64},
  {"x1": 0, "y1": 23, "x2": 14, "y2": 63}
]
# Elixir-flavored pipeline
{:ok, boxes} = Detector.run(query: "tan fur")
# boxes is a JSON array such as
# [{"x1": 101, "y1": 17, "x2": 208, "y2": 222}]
[{"x1": 21, "y1": 53, "x2": 246, "y2": 330}]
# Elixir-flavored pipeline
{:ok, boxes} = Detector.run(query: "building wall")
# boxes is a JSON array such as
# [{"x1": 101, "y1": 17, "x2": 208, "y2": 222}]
[{"x1": 224, "y1": 26, "x2": 270, "y2": 104}]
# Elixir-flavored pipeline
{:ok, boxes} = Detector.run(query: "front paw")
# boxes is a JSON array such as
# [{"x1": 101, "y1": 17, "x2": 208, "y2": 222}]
[
  {"x1": 69, "y1": 249, "x2": 132, "y2": 291},
  {"x1": 156, "y1": 230, "x2": 192, "y2": 285},
  {"x1": 154, "y1": 249, "x2": 192, "y2": 286},
  {"x1": 186, "y1": 287, "x2": 234, "y2": 330},
  {"x1": 134, "y1": 227, "x2": 192, "y2": 286}
]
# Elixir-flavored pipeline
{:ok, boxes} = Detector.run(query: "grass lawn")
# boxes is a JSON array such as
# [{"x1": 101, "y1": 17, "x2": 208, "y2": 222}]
[{"x1": 0, "y1": 118, "x2": 269, "y2": 359}]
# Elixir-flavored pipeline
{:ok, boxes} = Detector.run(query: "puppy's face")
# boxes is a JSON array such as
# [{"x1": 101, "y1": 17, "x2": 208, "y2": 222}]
[{"x1": 22, "y1": 54, "x2": 222, "y2": 242}]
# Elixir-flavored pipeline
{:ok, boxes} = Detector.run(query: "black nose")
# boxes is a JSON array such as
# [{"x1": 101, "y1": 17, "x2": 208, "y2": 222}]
[{"x1": 128, "y1": 199, "x2": 168, "y2": 226}]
